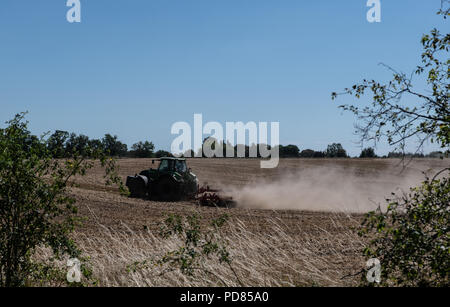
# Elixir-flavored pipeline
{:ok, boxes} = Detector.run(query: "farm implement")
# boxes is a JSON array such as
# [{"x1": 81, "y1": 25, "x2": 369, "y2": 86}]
[{"x1": 126, "y1": 157, "x2": 235, "y2": 208}]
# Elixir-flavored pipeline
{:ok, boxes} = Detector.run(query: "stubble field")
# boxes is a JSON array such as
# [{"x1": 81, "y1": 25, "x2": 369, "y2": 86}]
[{"x1": 60, "y1": 158, "x2": 448, "y2": 286}]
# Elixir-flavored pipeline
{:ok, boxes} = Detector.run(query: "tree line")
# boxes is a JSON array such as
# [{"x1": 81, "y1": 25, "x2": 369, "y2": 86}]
[
  {"x1": 44, "y1": 131, "x2": 447, "y2": 159},
  {"x1": 196, "y1": 139, "x2": 447, "y2": 159},
  {"x1": 46, "y1": 130, "x2": 170, "y2": 158},
  {"x1": 278, "y1": 144, "x2": 447, "y2": 159}
]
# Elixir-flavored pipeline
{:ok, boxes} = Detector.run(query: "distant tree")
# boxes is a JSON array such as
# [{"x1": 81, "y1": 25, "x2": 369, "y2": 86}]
[
  {"x1": 47, "y1": 130, "x2": 69, "y2": 158},
  {"x1": 155, "y1": 150, "x2": 173, "y2": 158},
  {"x1": 64, "y1": 133, "x2": 77, "y2": 156},
  {"x1": 182, "y1": 149, "x2": 195, "y2": 158},
  {"x1": 360, "y1": 147, "x2": 377, "y2": 158},
  {"x1": 88, "y1": 138, "x2": 103, "y2": 153},
  {"x1": 313, "y1": 151, "x2": 326, "y2": 158},
  {"x1": 256, "y1": 143, "x2": 271, "y2": 158},
  {"x1": 223, "y1": 141, "x2": 235, "y2": 157},
  {"x1": 234, "y1": 144, "x2": 248, "y2": 158},
  {"x1": 65, "y1": 133, "x2": 90, "y2": 157},
  {"x1": 130, "y1": 141, "x2": 154, "y2": 158},
  {"x1": 388, "y1": 151, "x2": 425, "y2": 158},
  {"x1": 300, "y1": 149, "x2": 315, "y2": 158},
  {"x1": 427, "y1": 151, "x2": 445, "y2": 158},
  {"x1": 249, "y1": 143, "x2": 258, "y2": 158},
  {"x1": 75, "y1": 135, "x2": 90, "y2": 156},
  {"x1": 202, "y1": 137, "x2": 223, "y2": 158},
  {"x1": 325, "y1": 143, "x2": 347, "y2": 158},
  {"x1": 279, "y1": 144, "x2": 300, "y2": 158},
  {"x1": 102, "y1": 134, "x2": 127, "y2": 157},
  {"x1": 387, "y1": 151, "x2": 403, "y2": 158}
]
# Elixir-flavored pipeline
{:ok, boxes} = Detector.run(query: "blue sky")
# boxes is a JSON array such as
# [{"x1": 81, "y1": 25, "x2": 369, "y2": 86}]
[{"x1": 0, "y1": 1, "x2": 447, "y2": 156}]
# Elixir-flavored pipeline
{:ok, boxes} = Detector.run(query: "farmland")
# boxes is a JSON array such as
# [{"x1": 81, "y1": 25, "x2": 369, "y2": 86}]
[{"x1": 54, "y1": 158, "x2": 448, "y2": 286}]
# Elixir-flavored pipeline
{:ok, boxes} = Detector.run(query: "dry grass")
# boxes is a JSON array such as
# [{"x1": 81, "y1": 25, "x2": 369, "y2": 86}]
[
  {"x1": 61, "y1": 213, "x2": 364, "y2": 287},
  {"x1": 33, "y1": 158, "x2": 448, "y2": 287}
]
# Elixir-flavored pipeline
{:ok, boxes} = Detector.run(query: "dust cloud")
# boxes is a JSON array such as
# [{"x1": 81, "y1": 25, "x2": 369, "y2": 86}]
[{"x1": 229, "y1": 162, "x2": 442, "y2": 213}]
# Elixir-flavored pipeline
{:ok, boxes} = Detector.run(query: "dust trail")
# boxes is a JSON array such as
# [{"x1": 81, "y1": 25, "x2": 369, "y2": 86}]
[{"x1": 229, "y1": 163, "x2": 438, "y2": 213}]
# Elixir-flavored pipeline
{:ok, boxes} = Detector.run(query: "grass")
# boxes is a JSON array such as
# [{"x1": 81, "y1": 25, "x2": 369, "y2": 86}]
[{"x1": 33, "y1": 212, "x2": 366, "y2": 287}]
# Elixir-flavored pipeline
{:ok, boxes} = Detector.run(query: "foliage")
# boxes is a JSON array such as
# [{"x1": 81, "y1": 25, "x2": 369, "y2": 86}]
[
  {"x1": 278, "y1": 144, "x2": 300, "y2": 158},
  {"x1": 387, "y1": 151, "x2": 424, "y2": 158},
  {"x1": 47, "y1": 130, "x2": 128, "y2": 158},
  {"x1": 360, "y1": 147, "x2": 377, "y2": 158},
  {"x1": 359, "y1": 176, "x2": 449, "y2": 287},
  {"x1": 129, "y1": 213, "x2": 243, "y2": 286},
  {"x1": 428, "y1": 151, "x2": 446, "y2": 158},
  {"x1": 313, "y1": 150, "x2": 326, "y2": 158},
  {"x1": 47, "y1": 130, "x2": 70, "y2": 158},
  {"x1": 102, "y1": 134, "x2": 128, "y2": 157},
  {"x1": 182, "y1": 149, "x2": 196, "y2": 158},
  {"x1": 154, "y1": 150, "x2": 173, "y2": 158},
  {"x1": 325, "y1": 143, "x2": 347, "y2": 158},
  {"x1": 299, "y1": 149, "x2": 314, "y2": 158},
  {"x1": 27, "y1": 255, "x2": 97, "y2": 287},
  {"x1": 333, "y1": 3, "x2": 449, "y2": 286},
  {"x1": 0, "y1": 113, "x2": 125, "y2": 286},
  {"x1": 130, "y1": 141, "x2": 155, "y2": 158},
  {"x1": 332, "y1": 19, "x2": 449, "y2": 154}
]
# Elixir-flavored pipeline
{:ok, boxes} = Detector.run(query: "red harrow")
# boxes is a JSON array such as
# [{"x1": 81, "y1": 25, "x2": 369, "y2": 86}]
[{"x1": 195, "y1": 185, "x2": 236, "y2": 208}]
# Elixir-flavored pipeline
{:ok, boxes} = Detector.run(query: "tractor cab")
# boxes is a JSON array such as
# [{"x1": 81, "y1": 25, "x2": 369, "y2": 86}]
[{"x1": 154, "y1": 157, "x2": 188, "y2": 174}]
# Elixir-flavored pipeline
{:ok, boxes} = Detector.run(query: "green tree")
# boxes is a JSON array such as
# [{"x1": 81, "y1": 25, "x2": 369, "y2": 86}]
[
  {"x1": 130, "y1": 141, "x2": 155, "y2": 158},
  {"x1": 427, "y1": 151, "x2": 445, "y2": 158},
  {"x1": 279, "y1": 145, "x2": 300, "y2": 158},
  {"x1": 333, "y1": 3, "x2": 449, "y2": 286},
  {"x1": 332, "y1": 8, "x2": 449, "y2": 154},
  {"x1": 325, "y1": 143, "x2": 347, "y2": 158},
  {"x1": 88, "y1": 138, "x2": 104, "y2": 153},
  {"x1": 359, "y1": 176, "x2": 449, "y2": 286},
  {"x1": 313, "y1": 151, "x2": 325, "y2": 158},
  {"x1": 202, "y1": 137, "x2": 222, "y2": 158},
  {"x1": 47, "y1": 130, "x2": 69, "y2": 158},
  {"x1": 102, "y1": 134, "x2": 127, "y2": 157},
  {"x1": 73, "y1": 134, "x2": 90, "y2": 157},
  {"x1": 155, "y1": 150, "x2": 173, "y2": 158},
  {"x1": 129, "y1": 213, "x2": 242, "y2": 286},
  {"x1": 300, "y1": 149, "x2": 315, "y2": 158},
  {"x1": 360, "y1": 147, "x2": 377, "y2": 158},
  {"x1": 0, "y1": 113, "x2": 124, "y2": 286},
  {"x1": 182, "y1": 149, "x2": 195, "y2": 158}
]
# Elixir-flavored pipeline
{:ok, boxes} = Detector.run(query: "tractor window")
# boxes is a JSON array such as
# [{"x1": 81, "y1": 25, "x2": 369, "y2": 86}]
[
  {"x1": 175, "y1": 160, "x2": 187, "y2": 173},
  {"x1": 158, "y1": 159, "x2": 169, "y2": 171}
]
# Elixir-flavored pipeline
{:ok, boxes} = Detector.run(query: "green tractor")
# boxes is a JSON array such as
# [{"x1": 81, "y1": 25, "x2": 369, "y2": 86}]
[{"x1": 126, "y1": 157, "x2": 199, "y2": 201}]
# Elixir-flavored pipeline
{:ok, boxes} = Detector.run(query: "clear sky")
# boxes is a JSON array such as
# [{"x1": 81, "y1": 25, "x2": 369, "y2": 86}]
[{"x1": 0, "y1": 1, "x2": 447, "y2": 156}]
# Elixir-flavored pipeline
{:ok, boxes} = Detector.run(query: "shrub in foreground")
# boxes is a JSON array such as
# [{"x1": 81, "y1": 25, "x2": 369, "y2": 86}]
[
  {"x1": 0, "y1": 113, "x2": 124, "y2": 286},
  {"x1": 359, "y1": 175, "x2": 449, "y2": 287}
]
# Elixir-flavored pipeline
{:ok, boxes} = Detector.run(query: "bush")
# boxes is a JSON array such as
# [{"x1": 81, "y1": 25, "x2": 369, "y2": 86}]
[
  {"x1": 360, "y1": 147, "x2": 377, "y2": 158},
  {"x1": 279, "y1": 145, "x2": 300, "y2": 158},
  {"x1": 129, "y1": 141, "x2": 155, "y2": 158},
  {"x1": 325, "y1": 143, "x2": 347, "y2": 158},
  {"x1": 299, "y1": 149, "x2": 315, "y2": 158},
  {"x1": 0, "y1": 113, "x2": 124, "y2": 286},
  {"x1": 155, "y1": 150, "x2": 173, "y2": 158},
  {"x1": 128, "y1": 213, "x2": 243, "y2": 286},
  {"x1": 359, "y1": 175, "x2": 450, "y2": 287},
  {"x1": 102, "y1": 134, "x2": 128, "y2": 157}
]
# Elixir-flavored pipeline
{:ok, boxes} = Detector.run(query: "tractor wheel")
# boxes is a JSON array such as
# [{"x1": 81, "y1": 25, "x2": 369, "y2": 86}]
[
  {"x1": 156, "y1": 176, "x2": 181, "y2": 202},
  {"x1": 126, "y1": 175, "x2": 148, "y2": 198}
]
